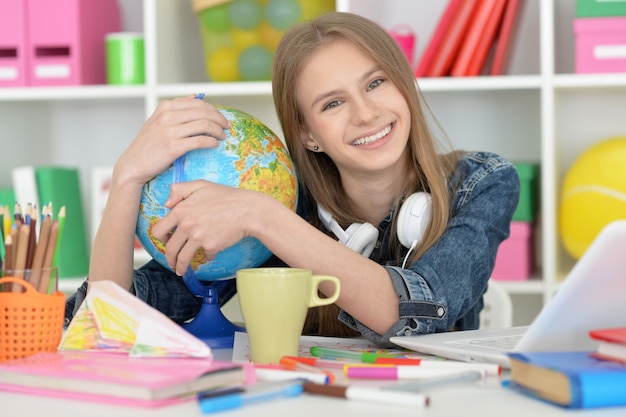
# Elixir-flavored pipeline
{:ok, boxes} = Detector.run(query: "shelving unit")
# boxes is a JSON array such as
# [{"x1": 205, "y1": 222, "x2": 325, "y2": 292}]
[{"x1": 2, "y1": 0, "x2": 625, "y2": 326}]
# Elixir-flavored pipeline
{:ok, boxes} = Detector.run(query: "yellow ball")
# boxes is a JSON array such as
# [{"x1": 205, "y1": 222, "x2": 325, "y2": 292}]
[
  {"x1": 207, "y1": 47, "x2": 241, "y2": 81},
  {"x1": 232, "y1": 28, "x2": 261, "y2": 50},
  {"x1": 559, "y1": 137, "x2": 626, "y2": 259}
]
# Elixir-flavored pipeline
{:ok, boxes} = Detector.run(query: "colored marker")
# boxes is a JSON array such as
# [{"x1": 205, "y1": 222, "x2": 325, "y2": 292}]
[
  {"x1": 382, "y1": 370, "x2": 483, "y2": 392},
  {"x1": 254, "y1": 367, "x2": 330, "y2": 385},
  {"x1": 280, "y1": 355, "x2": 348, "y2": 370},
  {"x1": 279, "y1": 356, "x2": 336, "y2": 384},
  {"x1": 345, "y1": 365, "x2": 486, "y2": 380},
  {"x1": 373, "y1": 358, "x2": 501, "y2": 376},
  {"x1": 198, "y1": 380, "x2": 303, "y2": 414},
  {"x1": 310, "y1": 346, "x2": 399, "y2": 363},
  {"x1": 303, "y1": 381, "x2": 429, "y2": 408}
]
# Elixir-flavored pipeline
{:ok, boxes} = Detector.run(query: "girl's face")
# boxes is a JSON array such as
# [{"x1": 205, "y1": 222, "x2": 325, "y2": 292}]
[{"x1": 296, "y1": 39, "x2": 411, "y2": 181}]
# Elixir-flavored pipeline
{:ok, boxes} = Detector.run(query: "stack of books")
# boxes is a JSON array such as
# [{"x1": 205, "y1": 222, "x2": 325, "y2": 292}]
[
  {"x1": 507, "y1": 326, "x2": 626, "y2": 409},
  {"x1": 0, "y1": 351, "x2": 253, "y2": 408},
  {"x1": 415, "y1": 0, "x2": 524, "y2": 77}
]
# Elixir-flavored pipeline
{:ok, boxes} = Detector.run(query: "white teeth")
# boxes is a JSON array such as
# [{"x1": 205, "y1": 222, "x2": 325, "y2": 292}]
[{"x1": 352, "y1": 125, "x2": 391, "y2": 146}]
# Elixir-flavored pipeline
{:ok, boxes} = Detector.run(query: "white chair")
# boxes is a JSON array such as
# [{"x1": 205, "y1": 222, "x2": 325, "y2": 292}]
[{"x1": 479, "y1": 280, "x2": 513, "y2": 329}]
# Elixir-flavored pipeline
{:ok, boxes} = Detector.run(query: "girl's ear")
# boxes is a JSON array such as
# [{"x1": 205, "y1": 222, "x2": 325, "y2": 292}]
[{"x1": 300, "y1": 126, "x2": 319, "y2": 152}]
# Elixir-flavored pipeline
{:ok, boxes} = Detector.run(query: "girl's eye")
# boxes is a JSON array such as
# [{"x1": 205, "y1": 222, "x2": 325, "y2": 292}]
[
  {"x1": 322, "y1": 100, "x2": 341, "y2": 111},
  {"x1": 368, "y1": 78, "x2": 384, "y2": 91}
]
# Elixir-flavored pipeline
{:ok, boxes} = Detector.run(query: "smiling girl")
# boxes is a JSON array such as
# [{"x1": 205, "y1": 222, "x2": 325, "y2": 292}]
[{"x1": 67, "y1": 12, "x2": 519, "y2": 347}]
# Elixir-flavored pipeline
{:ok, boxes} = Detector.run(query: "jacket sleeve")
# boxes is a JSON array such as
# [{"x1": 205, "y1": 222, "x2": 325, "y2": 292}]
[{"x1": 338, "y1": 153, "x2": 520, "y2": 346}]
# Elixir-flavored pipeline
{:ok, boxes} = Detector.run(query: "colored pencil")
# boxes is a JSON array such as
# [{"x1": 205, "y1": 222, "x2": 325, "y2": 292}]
[
  {"x1": 51, "y1": 205, "x2": 65, "y2": 269},
  {"x1": 40, "y1": 219, "x2": 59, "y2": 293}
]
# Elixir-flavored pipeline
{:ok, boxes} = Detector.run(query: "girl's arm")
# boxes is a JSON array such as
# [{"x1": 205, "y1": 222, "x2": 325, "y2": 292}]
[
  {"x1": 88, "y1": 96, "x2": 229, "y2": 289},
  {"x1": 152, "y1": 181, "x2": 399, "y2": 335}
]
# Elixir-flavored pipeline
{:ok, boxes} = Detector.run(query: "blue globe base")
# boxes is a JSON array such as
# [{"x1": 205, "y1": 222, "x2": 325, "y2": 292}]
[{"x1": 181, "y1": 269, "x2": 245, "y2": 349}]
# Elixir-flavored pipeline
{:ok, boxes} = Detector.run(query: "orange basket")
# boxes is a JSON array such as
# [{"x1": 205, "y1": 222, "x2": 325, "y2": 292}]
[{"x1": 0, "y1": 277, "x2": 66, "y2": 362}]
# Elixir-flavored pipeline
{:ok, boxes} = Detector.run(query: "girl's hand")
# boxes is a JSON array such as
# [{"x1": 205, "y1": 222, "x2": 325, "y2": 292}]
[
  {"x1": 114, "y1": 95, "x2": 230, "y2": 187},
  {"x1": 151, "y1": 180, "x2": 260, "y2": 275}
]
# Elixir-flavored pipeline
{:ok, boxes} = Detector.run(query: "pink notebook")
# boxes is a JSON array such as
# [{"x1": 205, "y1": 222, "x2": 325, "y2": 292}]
[{"x1": 0, "y1": 351, "x2": 255, "y2": 408}]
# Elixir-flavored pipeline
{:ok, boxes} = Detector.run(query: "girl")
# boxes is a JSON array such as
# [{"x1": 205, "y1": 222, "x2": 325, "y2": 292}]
[{"x1": 66, "y1": 12, "x2": 519, "y2": 346}]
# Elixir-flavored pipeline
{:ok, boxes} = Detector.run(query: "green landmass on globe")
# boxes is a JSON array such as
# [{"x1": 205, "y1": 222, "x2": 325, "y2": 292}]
[{"x1": 136, "y1": 105, "x2": 298, "y2": 280}]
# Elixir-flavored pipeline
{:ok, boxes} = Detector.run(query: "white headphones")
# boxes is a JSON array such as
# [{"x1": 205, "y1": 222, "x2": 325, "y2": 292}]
[{"x1": 317, "y1": 192, "x2": 433, "y2": 258}]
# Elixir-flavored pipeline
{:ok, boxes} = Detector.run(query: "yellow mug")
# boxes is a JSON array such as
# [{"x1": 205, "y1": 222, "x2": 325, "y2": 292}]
[{"x1": 236, "y1": 268, "x2": 340, "y2": 364}]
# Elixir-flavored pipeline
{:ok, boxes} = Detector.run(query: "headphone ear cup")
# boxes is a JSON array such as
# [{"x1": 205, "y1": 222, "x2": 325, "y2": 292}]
[
  {"x1": 344, "y1": 222, "x2": 379, "y2": 257},
  {"x1": 397, "y1": 192, "x2": 433, "y2": 249},
  {"x1": 317, "y1": 204, "x2": 379, "y2": 257}
]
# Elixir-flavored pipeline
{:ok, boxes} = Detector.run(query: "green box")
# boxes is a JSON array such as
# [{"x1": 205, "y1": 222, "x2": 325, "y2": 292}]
[
  {"x1": 513, "y1": 162, "x2": 540, "y2": 222},
  {"x1": 577, "y1": 0, "x2": 626, "y2": 17}
]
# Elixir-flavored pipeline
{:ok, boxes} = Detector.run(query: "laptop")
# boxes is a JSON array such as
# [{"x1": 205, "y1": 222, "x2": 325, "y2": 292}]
[{"x1": 390, "y1": 219, "x2": 626, "y2": 368}]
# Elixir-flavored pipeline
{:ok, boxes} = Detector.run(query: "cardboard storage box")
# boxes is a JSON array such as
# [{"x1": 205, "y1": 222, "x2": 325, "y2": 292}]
[
  {"x1": 492, "y1": 222, "x2": 533, "y2": 281},
  {"x1": 574, "y1": 17, "x2": 626, "y2": 74}
]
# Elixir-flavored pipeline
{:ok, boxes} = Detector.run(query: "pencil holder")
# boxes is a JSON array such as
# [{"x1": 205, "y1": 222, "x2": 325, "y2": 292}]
[
  {"x1": 2, "y1": 267, "x2": 59, "y2": 295},
  {"x1": 0, "y1": 277, "x2": 66, "y2": 362}
]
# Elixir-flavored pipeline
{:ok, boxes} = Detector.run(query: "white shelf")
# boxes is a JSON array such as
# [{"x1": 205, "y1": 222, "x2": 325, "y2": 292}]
[
  {"x1": 156, "y1": 82, "x2": 273, "y2": 98},
  {"x1": 553, "y1": 73, "x2": 626, "y2": 89},
  {"x1": 3, "y1": 0, "x2": 624, "y2": 327},
  {"x1": 0, "y1": 85, "x2": 147, "y2": 101}
]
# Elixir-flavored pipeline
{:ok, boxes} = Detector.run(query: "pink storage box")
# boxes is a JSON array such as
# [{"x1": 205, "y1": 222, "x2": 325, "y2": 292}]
[
  {"x1": 0, "y1": 0, "x2": 27, "y2": 87},
  {"x1": 574, "y1": 17, "x2": 626, "y2": 74},
  {"x1": 26, "y1": 0, "x2": 120, "y2": 86},
  {"x1": 492, "y1": 222, "x2": 533, "y2": 281}
]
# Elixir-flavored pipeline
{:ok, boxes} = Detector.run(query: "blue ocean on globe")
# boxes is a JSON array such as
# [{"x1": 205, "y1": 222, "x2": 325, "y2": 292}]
[{"x1": 135, "y1": 106, "x2": 298, "y2": 281}]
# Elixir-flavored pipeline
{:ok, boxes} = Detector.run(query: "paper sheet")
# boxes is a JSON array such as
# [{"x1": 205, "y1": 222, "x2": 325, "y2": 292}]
[
  {"x1": 231, "y1": 331, "x2": 417, "y2": 363},
  {"x1": 60, "y1": 280, "x2": 211, "y2": 358}
]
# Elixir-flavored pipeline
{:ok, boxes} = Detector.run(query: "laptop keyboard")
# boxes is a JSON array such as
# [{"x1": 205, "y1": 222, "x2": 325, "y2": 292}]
[{"x1": 451, "y1": 335, "x2": 522, "y2": 352}]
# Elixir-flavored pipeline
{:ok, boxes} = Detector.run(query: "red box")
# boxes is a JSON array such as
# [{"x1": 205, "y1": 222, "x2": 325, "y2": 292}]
[
  {"x1": 492, "y1": 222, "x2": 533, "y2": 281},
  {"x1": 574, "y1": 17, "x2": 626, "y2": 74}
]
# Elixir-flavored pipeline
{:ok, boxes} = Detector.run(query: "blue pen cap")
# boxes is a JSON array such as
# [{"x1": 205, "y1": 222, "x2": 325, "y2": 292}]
[
  {"x1": 199, "y1": 393, "x2": 244, "y2": 413},
  {"x1": 198, "y1": 383, "x2": 303, "y2": 414}
]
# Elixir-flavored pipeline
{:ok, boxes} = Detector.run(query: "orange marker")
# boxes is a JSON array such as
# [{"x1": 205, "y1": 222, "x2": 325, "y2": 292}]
[{"x1": 279, "y1": 356, "x2": 336, "y2": 384}]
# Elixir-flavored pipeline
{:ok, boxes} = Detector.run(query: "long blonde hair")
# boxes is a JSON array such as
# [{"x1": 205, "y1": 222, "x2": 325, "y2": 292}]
[{"x1": 272, "y1": 12, "x2": 462, "y2": 336}]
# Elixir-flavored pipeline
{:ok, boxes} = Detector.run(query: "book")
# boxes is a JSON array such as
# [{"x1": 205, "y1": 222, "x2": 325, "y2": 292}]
[
  {"x1": 507, "y1": 351, "x2": 626, "y2": 409},
  {"x1": 453, "y1": 0, "x2": 507, "y2": 76},
  {"x1": 34, "y1": 166, "x2": 89, "y2": 278},
  {"x1": 0, "y1": 187, "x2": 15, "y2": 210},
  {"x1": 11, "y1": 165, "x2": 39, "y2": 210},
  {"x1": 450, "y1": 0, "x2": 499, "y2": 76},
  {"x1": 426, "y1": 0, "x2": 480, "y2": 77},
  {"x1": 589, "y1": 327, "x2": 626, "y2": 364},
  {"x1": 61, "y1": 279, "x2": 214, "y2": 358},
  {"x1": 0, "y1": 351, "x2": 252, "y2": 408},
  {"x1": 11, "y1": 165, "x2": 90, "y2": 278},
  {"x1": 415, "y1": 0, "x2": 461, "y2": 77},
  {"x1": 489, "y1": 0, "x2": 524, "y2": 75}
]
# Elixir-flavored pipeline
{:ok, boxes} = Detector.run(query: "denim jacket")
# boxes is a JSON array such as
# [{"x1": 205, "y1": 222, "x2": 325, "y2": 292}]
[
  {"x1": 65, "y1": 152, "x2": 519, "y2": 347},
  {"x1": 336, "y1": 152, "x2": 520, "y2": 345}
]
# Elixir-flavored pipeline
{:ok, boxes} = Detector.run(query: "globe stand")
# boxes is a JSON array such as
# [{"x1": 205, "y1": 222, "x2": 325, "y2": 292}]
[{"x1": 181, "y1": 268, "x2": 245, "y2": 349}]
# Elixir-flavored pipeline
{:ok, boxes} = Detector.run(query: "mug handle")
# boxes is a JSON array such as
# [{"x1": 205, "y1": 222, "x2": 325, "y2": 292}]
[{"x1": 308, "y1": 275, "x2": 341, "y2": 307}]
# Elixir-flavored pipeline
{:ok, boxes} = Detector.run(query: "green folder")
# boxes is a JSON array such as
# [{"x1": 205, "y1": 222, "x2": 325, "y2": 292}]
[{"x1": 35, "y1": 167, "x2": 89, "y2": 279}]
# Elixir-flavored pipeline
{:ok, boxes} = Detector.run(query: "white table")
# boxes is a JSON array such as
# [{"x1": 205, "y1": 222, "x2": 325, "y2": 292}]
[{"x1": 2, "y1": 348, "x2": 626, "y2": 417}]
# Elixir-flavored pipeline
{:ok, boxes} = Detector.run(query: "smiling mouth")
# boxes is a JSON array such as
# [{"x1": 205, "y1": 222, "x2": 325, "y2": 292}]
[{"x1": 352, "y1": 124, "x2": 392, "y2": 146}]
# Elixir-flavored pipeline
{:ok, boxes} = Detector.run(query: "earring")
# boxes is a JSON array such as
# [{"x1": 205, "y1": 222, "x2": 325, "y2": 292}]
[{"x1": 313, "y1": 145, "x2": 319, "y2": 151}]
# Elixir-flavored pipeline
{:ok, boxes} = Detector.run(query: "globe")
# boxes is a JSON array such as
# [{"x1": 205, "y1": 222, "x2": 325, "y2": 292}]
[{"x1": 136, "y1": 105, "x2": 298, "y2": 281}]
